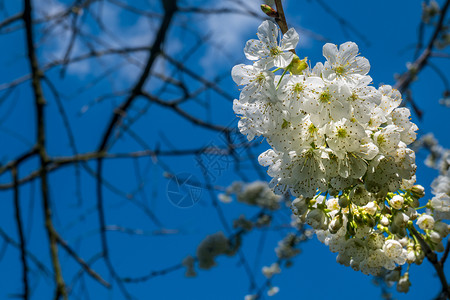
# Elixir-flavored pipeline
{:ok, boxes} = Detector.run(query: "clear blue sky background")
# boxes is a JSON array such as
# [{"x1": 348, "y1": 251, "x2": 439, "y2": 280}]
[{"x1": 0, "y1": 0, "x2": 449, "y2": 299}]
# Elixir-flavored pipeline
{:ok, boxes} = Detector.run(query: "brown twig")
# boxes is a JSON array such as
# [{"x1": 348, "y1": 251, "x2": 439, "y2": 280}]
[
  {"x1": 55, "y1": 233, "x2": 111, "y2": 288},
  {"x1": 441, "y1": 240, "x2": 450, "y2": 265},
  {"x1": 273, "y1": 0, "x2": 288, "y2": 34},
  {"x1": 23, "y1": 0, "x2": 67, "y2": 298},
  {"x1": 409, "y1": 225, "x2": 449, "y2": 298},
  {"x1": 394, "y1": 0, "x2": 450, "y2": 119},
  {"x1": 12, "y1": 166, "x2": 29, "y2": 300},
  {"x1": 94, "y1": 0, "x2": 178, "y2": 298}
]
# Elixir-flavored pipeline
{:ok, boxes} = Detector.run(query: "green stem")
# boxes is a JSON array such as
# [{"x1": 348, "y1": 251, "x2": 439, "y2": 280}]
[{"x1": 276, "y1": 68, "x2": 288, "y2": 90}]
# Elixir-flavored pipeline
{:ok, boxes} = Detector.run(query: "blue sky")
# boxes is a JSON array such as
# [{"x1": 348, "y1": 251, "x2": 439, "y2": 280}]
[{"x1": 0, "y1": 0, "x2": 449, "y2": 299}]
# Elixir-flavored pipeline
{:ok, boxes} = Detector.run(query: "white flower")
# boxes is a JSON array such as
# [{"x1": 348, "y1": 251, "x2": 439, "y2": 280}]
[
  {"x1": 267, "y1": 286, "x2": 280, "y2": 297},
  {"x1": 277, "y1": 74, "x2": 324, "y2": 116},
  {"x1": 378, "y1": 85, "x2": 402, "y2": 115},
  {"x1": 218, "y1": 193, "x2": 232, "y2": 203},
  {"x1": 231, "y1": 64, "x2": 275, "y2": 102},
  {"x1": 262, "y1": 263, "x2": 281, "y2": 278},
  {"x1": 416, "y1": 214, "x2": 435, "y2": 230},
  {"x1": 236, "y1": 181, "x2": 281, "y2": 210},
  {"x1": 347, "y1": 75, "x2": 381, "y2": 124},
  {"x1": 325, "y1": 118, "x2": 365, "y2": 157},
  {"x1": 390, "y1": 108, "x2": 418, "y2": 145},
  {"x1": 244, "y1": 20, "x2": 299, "y2": 69},
  {"x1": 430, "y1": 193, "x2": 450, "y2": 220},
  {"x1": 431, "y1": 171, "x2": 450, "y2": 195},
  {"x1": 196, "y1": 232, "x2": 232, "y2": 269},
  {"x1": 322, "y1": 42, "x2": 370, "y2": 82},
  {"x1": 301, "y1": 81, "x2": 351, "y2": 127},
  {"x1": 363, "y1": 201, "x2": 377, "y2": 215},
  {"x1": 373, "y1": 125, "x2": 401, "y2": 155},
  {"x1": 434, "y1": 221, "x2": 450, "y2": 237},
  {"x1": 383, "y1": 240, "x2": 403, "y2": 258},
  {"x1": 287, "y1": 148, "x2": 329, "y2": 198},
  {"x1": 389, "y1": 195, "x2": 404, "y2": 210}
]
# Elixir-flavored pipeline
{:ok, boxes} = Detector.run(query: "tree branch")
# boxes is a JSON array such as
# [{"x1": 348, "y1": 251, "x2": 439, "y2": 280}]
[
  {"x1": 22, "y1": 0, "x2": 67, "y2": 298},
  {"x1": 409, "y1": 225, "x2": 449, "y2": 298}
]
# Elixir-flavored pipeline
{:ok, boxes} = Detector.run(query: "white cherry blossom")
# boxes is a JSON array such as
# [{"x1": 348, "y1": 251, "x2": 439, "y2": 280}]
[{"x1": 244, "y1": 20, "x2": 299, "y2": 69}]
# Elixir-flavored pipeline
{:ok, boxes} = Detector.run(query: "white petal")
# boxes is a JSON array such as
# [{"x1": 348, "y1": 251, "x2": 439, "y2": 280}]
[
  {"x1": 257, "y1": 20, "x2": 278, "y2": 47},
  {"x1": 280, "y1": 27, "x2": 299, "y2": 50},
  {"x1": 274, "y1": 52, "x2": 294, "y2": 68},
  {"x1": 231, "y1": 64, "x2": 255, "y2": 85},
  {"x1": 338, "y1": 42, "x2": 359, "y2": 64},
  {"x1": 323, "y1": 43, "x2": 338, "y2": 65},
  {"x1": 355, "y1": 57, "x2": 370, "y2": 75},
  {"x1": 244, "y1": 39, "x2": 267, "y2": 60}
]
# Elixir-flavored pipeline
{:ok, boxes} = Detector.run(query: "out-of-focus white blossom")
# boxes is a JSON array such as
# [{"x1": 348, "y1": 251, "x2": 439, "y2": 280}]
[
  {"x1": 262, "y1": 262, "x2": 281, "y2": 278},
  {"x1": 267, "y1": 286, "x2": 280, "y2": 297}
]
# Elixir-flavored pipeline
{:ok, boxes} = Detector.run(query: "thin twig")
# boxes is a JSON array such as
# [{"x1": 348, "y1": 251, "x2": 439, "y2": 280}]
[
  {"x1": 23, "y1": 0, "x2": 67, "y2": 298},
  {"x1": 12, "y1": 166, "x2": 29, "y2": 300}
]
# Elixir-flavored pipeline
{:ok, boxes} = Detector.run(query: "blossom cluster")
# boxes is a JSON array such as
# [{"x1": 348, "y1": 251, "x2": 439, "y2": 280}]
[
  {"x1": 232, "y1": 20, "x2": 449, "y2": 292},
  {"x1": 218, "y1": 181, "x2": 282, "y2": 210},
  {"x1": 194, "y1": 231, "x2": 239, "y2": 270},
  {"x1": 233, "y1": 20, "x2": 418, "y2": 200}
]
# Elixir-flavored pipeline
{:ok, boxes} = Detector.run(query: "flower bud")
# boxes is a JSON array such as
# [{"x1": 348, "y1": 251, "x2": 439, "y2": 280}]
[
  {"x1": 350, "y1": 185, "x2": 372, "y2": 206},
  {"x1": 396, "y1": 273, "x2": 411, "y2": 293},
  {"x1": 233, "y1": 215, "x2": 253, "y2": 231},
  {"x1": 328, "y1": 188, "x2": 339, "y2": 197},
  {"x1": 347, "y1": 221, "x2": 356, "y2": 236},
  {"x1": 380, "y1": 216, "x2": 390, "y2": 226},
  {"x1": 398, "y1": 237, "x2": 408, "y2": 247},
  {"x1": 385, "y1": 269, "x2": 401, "y2": 282},
  {"x1": 406, "y1": 249, "x2": 416, "y2": 264},
  {"x1": 410, "y1": 197, "x2": 420, "y2": 208},
  {"x1": 328, "y1": 215, "x2": 343, "y2": 234},
  {"x1": 338, "y1": 195, "x2": 349, "y2": 208},
  {"x1": 429, "y1": 231, "x2": 442, "y2": 244},
  {"x1": 411, "y1": 185, "x2": 425, "y2": 199},
  {"x1": 306, "y1": 209, "x2": 326, "y2": 230},
  {"x1": 404, "y1": 207, "x2": 418, "y2": 220},
  {"x1": 393, "y1": 212, "x2": 409, "y2": 228},
  {"x1": 260, "y1": 4, "x2": 278, "y2": 18},
  {"x1": 434, "y1": 221, "x2": 450, "y2": 237},
  {"x1": 415, "y1": 251, "x2": 424, "y2": 265},
  {"x1": 389, "y1": 195, "x2": 404, "y2": 210},
  {"x1": 434, "y1": 241, "x2": 445, "y2": 252},
  {"x1": 218, "y1": 193, "x2": 232, "y2": 203},
  {"x1": 292, "y1": 197, "x2": 308, "y2": 215}
]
